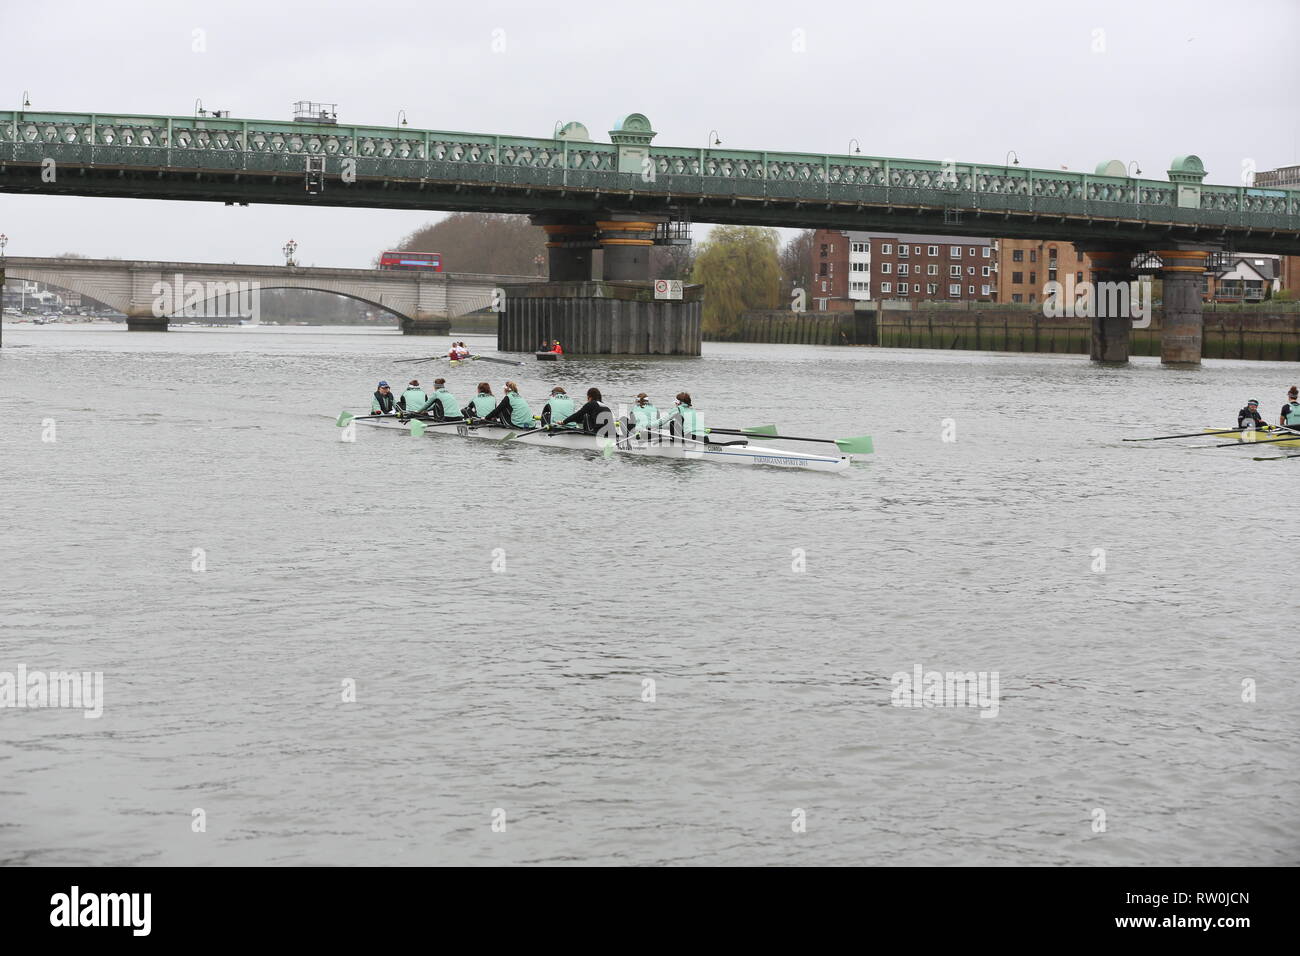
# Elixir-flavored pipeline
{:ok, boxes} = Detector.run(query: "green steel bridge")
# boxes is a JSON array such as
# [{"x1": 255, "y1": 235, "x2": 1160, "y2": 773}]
[
  {"x1": 2, "y1": 109, "x2": 1298, "y2": 254},
  {"x1": 3, "y1": 107, "x2": 1297, "y2": 363}
]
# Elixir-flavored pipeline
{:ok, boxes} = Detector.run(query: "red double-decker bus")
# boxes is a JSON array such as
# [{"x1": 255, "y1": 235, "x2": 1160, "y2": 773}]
[{"x1": 379, "y1": 251, "x2": 443, "y2": 271}]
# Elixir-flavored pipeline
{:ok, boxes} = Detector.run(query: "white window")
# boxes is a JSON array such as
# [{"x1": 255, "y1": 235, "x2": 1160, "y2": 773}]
[
  {"x1": 927, "y1": 283, "x2": 938, "y2": 294},
  {"x1": 898, "y1": 245, "x2": 909, "y2": 257},
  {"x1": 968, "y1": 285, "x2": 975, "y2": 294},
  {"x1": 851, "y1": 241, "x2": 867, "y2": 253},
  {"x1": 898, "y1": 264, "x2": 909, "y2": 276},
  {"x1": 829, "y1": 243, "x2": 834, "y2": 252},
  {"x1": 982, "y1": 247, "x2": 991, "y2": 258},
  {"x1": 949, "y1": 283, "x2": 961, "y2": 296},
  {"x1": 927, "y1": 245, "x2": 938, "y2": 256},
  {"x1": 880, "y1": 282, "x2": 892, "y2": 293},
  {"x1": 968, "y1": 247, "x2": 976, "y2": 256},
  {"x1": 950, "y1": 265, "x2": 961, "y2": 277},
  {"x1": 898, "y1": 283, "x2": 909, "y2": 294},
  {"x1": 914, "y1": 246, "x2": 921, "y2": 255},
  {"x1": 982, "y1": 266, "x2": 990, "y2": 277},
  {"x1": 881, "y1": 262, "x2": 891, "y2": 274},
  {"x1": 967, "y1": 266, "x2": 975, "y2": 275},
  {"x1": 928, "y1": 264, "x2": 938, "y2": 275},
  {"x1": 881, "y1": 244, "x2": 892, "y2": 254},
  {"x1": 951, "y1": 246, "x2": 962, "y2": 256},
  {"x1": 852, "y1": 261, "x2": 869, "y2": 272},
  {"x1": 981, "y1": 284, "x2": 991, "y2": 295},
  {"x1": 820, "y1": 281, "x2": 826, "y2": 292}
]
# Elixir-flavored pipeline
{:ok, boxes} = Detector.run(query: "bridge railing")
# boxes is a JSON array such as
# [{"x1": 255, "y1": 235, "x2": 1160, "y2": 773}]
[{"x1": 4, "y1": 111, "x2": 1299, "y2": 229}]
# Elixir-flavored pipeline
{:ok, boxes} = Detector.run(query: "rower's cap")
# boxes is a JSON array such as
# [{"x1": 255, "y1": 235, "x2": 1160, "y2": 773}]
[
  {"x1": 378, "y1": 381, "x2": 389, "y2": 387},
  {"x1": 1247, "y1": 398, "x2": 1259, "y2": 406},
  {"x1": 409, "y1": 379, "x2": 419, "y2": 386}
]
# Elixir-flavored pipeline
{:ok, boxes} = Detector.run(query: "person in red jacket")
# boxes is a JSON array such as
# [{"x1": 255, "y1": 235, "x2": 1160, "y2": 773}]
[{"x1": 551, "y1": 340, "x2": 564, "y2": 354}]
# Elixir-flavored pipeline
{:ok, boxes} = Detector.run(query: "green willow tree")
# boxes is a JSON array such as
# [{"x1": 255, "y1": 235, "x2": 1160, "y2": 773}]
[{"x1": 691, "y1": 226, "x2": 781, "y2": 339}]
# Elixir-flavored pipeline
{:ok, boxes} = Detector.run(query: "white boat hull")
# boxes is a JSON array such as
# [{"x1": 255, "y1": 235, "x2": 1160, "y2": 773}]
[{"x1": 349, "y1": 414, "x2": 854, "y2": 472}]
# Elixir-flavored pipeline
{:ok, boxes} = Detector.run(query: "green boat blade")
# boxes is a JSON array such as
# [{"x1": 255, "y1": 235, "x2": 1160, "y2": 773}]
[
  {"x1": 742, "y1": 424, "x2": 778, "y2": 436},
  {"x1": 336, "y1": 411, "x2": 355, "y2": 427},
  {"x1": 834, "y1": 434, "x2": 874, "y2": 455},
  {"x1": 601, "y1": 439, "x2": 615, "y2": 459},
  {"x1": 409, "y1": 419, "x2": 426, "y2": 437},
  {"x1": 498, "y1": 431, "x2": 517, "y2": 443}
]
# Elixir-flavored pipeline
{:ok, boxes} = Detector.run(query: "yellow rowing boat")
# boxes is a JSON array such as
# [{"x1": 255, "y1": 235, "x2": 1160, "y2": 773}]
[{"x1": 1205, "y1": 427, "x2": 1300, "y2": 447}]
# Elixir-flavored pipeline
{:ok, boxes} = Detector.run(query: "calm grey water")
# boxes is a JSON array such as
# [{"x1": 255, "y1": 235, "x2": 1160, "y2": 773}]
[{"x1": 1, "y1": 324, "x2": 1296, "y2": 866}]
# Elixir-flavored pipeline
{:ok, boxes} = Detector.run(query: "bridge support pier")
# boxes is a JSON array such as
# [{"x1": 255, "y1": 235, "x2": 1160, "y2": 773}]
[
  {"x1": 125, "y1": 309, "x2": 169, "y2": 332},
  {"x1": 1157, "y1": 249, "x2": 1209, "y2": 366},
  {"x1": 541, "y1": 224, "x2": 599, "y2": 281},
  {"x1": 1087, "y1": 251, "x2": 1135, "y2": 364},
  {"x1": 400, "y1": 313, "x2": 451, "y2": 336}
]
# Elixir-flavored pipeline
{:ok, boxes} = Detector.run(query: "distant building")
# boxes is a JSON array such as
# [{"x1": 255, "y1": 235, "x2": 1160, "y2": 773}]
[
  {"x1": 995, "y1": 239, "x2": 1093, "y2": 305},
  {"x1": 1255, "y1": 165, "x2": 1300, "y2": 189},
  {"x1": 1203, "y1": 254, "x2": 1280, "y2": 302},
  {"x1": 810, "y1": 230, "x2": 997, "y2": 309}
]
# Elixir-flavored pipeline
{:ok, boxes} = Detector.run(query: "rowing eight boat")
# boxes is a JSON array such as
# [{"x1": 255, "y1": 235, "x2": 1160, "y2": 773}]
[{"x1": 337, "y1": 412, "x2": 865, "y2": 473}]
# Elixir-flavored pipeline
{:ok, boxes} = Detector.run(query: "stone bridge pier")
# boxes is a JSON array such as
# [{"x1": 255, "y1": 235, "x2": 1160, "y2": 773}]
[{"x1": 1081, "y1": 244, "x2": 1214, "y2": 366}]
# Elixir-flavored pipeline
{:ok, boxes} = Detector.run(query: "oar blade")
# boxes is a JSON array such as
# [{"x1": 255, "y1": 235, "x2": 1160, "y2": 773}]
[
  {"x1": 834, "y1": 434, "x2": 874, "y2": 455},
  {"x1": 742, "y1": 424, "x2": 778, "y2": 436},
  {"x1": 336, "y1": 411, "x2": 355, "y2": 427},
  {"x1": 498, "y1": 431, "x2": 518, "y2": 443},
  {"x1": 409, "y1": 419, "x2": 427, "y2": 437}
]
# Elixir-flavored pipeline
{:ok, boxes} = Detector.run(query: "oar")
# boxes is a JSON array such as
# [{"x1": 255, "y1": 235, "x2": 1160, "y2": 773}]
[
  {"x1": 394, "y1": 355, "x2": 447, "y2": 364},
  {"x1": 468, "y1": 355, "x2": 524, "y2": 367},
  {"x1": 1212, "y1": 432, "x2": 1299, "y2": 448},
  {"x1": 1124, "y1": 428, "x2": 1271, "y2": 442},
  {"x1": 1253, "y1": 453, "x2": 1300, "y2": 461},
  {"x1": 707, "y1": 427, "x2": 874, "y2": 455}
]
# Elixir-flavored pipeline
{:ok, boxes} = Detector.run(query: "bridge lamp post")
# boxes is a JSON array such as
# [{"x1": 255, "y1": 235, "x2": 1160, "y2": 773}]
[
  {"x1": 0, "y1": 233, "x2": 7, "y2": 258},
  {"x1": 19, "y1": 91, "x2": 30, "y2": 119},
  {"x1": 848, "y1": 138, "x2": 861, "y2": 155},
  {"x1": 194, "y1": 98, "x2": 206, "y2": 118},
  {"x1": 397, "y1": 110, "x2": 408, "y2": 127},
  {"x1": 283, "y1": 239, "x2": 298, "y2": 268},
  {"x1": 707, "y1": 130, "x2": 721, "y2": 149}
]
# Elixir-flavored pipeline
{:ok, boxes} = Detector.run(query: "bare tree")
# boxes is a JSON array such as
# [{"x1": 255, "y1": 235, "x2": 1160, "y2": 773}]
[{"x1": 385, "y1": 213, "x2": 547, "y2": 275}]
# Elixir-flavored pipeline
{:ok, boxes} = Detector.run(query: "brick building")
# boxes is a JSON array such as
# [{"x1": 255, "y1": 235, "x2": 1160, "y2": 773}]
[
  {"x1": 995, "y1": 239, "x2": 1092, "y2": 304},
  {"x1": 811, "y1": 230, "x2": 997, "y2": 309}
]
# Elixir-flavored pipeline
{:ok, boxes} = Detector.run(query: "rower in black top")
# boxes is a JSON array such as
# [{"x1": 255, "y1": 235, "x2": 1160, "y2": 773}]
[
  {"x1": 558, "y1": 387, "x2": 613, "y2": 437},
  {"x1": 1237, "y1": 399, "x2": 1267, "y2": 430}
]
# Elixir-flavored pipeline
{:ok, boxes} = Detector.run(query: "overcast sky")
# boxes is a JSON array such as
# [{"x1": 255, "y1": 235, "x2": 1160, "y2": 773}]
[{"x1": 1, "y1": 0, "x2": 1296, "y2": 267}]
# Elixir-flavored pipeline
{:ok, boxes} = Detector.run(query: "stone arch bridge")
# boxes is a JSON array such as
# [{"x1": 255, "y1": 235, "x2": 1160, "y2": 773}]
[{"x1": 1, "y1": 256, "x2": 533, "y2": 332}]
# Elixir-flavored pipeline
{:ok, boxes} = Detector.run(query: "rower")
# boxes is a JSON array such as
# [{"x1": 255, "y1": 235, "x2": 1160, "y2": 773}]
[
  {"x1": 428, "y1": 378, "x2": 461, "y2": 421},
  {"x1": 398, "y1": 379, "x2": 429, "y2": 416},
  {"x1": 656, "y1": 392, "x2": 703, "y2": 444},
  {"x1": 1237, "y1": 399, "x2": 1268, "y2": 431},
  {"x1": 558, "y1": 387, "x2": 612, "y2": 436},
  {"x1": 370, "y1": 381, "x2": 396, "y2": 415},
  {"x1": 539, "y1": 339, "x2": 550, "y2": 352},
  {"x1": 623, "y1": 393, "x2": 659, "y2": 442},
  {"x1": 456, "y1": 342, "x2": 472, "y2": 359},
  {"x1": 486, "y1": 380, "x2": 534, "y2": 429},
  {"x1": 551, "y1": 340, "x2": 564, "y2": 355},
  {"x1": 540, "y1": 386, "x2": 576, "y2": 426},
  {"x1": 1280, "y1": 386, "x2": 1300, "y2": 430},
  {"x1": 461, "y1": 382, "x2": 497, "y2": 420}
]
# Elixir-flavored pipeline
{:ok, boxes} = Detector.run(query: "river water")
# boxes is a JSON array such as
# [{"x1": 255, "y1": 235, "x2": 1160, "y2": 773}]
[{"x1": 1, "y1": 324, "x2": 1296, "y2": 866}]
